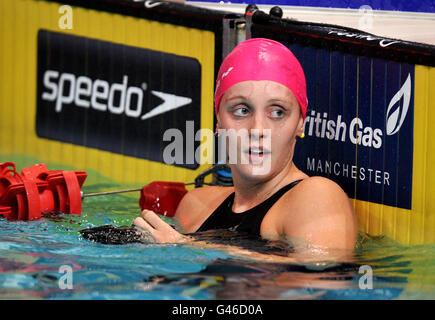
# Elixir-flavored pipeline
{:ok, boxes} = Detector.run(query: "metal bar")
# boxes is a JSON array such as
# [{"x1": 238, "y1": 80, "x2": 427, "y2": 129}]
[{"x1": 81, "y1": 182, "x2": 197, "y2": 198}]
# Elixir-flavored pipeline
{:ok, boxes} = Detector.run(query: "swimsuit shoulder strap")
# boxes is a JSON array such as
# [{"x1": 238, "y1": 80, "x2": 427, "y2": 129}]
[{"x1": 196, "y1": 179, "x2": 304, "y2": 235}]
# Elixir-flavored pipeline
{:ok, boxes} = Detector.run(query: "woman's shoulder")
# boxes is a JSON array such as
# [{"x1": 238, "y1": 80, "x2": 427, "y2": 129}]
[
  {"x1": 183, "y1": 185, "x2": 234, "y2": 205},
  {"x1": 280, "y1": 175, "x2": 351, "y2": 207},
  {"x1": 265, "y1": 176, "x2": 352, "y2": 224},
  {"x1": 265, "y1": 176, "x2": 357, "y2": 248},
  {"x1": 297, "y1": 175, "x2": 345, "y2": 190},
  {"x1": 272, "y1": 175, "x2": 356, "y2": 225},
  {"x1": 174, "y1": 185, "x2": 234, "y2": 233}
]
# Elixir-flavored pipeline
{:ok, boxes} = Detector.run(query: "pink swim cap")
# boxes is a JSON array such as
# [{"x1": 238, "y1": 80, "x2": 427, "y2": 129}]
[{"x1": 214, "y1": 38, "x2": 308, "y2": 119}]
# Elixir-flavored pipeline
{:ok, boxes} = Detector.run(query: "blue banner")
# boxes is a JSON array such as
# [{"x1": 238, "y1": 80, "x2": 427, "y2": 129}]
[
  {"x1": 290, "y1": 44, "x2": 414, "y2": 209},
  {"x1": 198, "y1": 0, "x2": 435, "y2": 14}
]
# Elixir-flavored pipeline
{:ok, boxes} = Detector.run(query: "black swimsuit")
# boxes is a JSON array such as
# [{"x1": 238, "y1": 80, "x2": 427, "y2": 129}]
[{"x1": 196, "y1": 180, "x2": 303, "y2": 237}]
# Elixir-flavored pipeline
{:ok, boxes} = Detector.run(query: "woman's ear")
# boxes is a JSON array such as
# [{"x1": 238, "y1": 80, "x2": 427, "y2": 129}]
[
  {"x1": 296, "y1": 114, "x2": 305, "y2": 137},
  {"x1": 215, "y1": 116, "x2": 220, "y2": 136},
  {"x1": 215, "y1": 112, "x2": 221, "y2": 130}
]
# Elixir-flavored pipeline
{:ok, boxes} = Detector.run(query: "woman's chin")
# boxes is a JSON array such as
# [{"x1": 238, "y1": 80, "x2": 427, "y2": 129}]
[{"x1": 233, "y1": 161, "x2": 274, "y2": 180}]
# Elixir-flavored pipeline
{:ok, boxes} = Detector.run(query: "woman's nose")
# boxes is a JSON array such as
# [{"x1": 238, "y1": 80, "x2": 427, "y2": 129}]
[{"x1": 249, "y1": 113, "x2": 267, "y2": 139}]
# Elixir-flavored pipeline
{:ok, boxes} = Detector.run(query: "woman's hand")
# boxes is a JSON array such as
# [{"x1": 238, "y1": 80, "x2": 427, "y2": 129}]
[{"x1": 133, "y1": 210, "x2": 189, "y2": 244}]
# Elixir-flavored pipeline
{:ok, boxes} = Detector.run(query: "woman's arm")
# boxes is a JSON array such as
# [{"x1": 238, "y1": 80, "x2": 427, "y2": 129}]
[
  {"x1": 133, "y1": 209, "x2": 353, "y2": 265},
  {"x1": 134, "y1": 210, "x2": 307, "y2": 264}
]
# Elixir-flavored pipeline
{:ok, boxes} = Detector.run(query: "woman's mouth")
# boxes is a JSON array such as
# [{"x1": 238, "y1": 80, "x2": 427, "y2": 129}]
[{"x1": 244, "y1": 147, "x2": 270, "y2": 162}]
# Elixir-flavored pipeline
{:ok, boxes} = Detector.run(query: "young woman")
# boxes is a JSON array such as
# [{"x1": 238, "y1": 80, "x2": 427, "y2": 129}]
[{"x1": 133, "y1": 38, "x2": 358, "y2": 260}]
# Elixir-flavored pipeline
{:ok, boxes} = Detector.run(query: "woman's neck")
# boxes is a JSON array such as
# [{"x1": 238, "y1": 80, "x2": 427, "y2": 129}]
[{"x1": 230, "y1": 162, "x2": 305, "y2": 213}]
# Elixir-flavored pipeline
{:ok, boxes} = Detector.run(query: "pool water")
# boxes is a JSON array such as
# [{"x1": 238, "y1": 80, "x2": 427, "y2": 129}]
[{"x1": 1, "y1": 157, "x2": 435, "y2": 300}]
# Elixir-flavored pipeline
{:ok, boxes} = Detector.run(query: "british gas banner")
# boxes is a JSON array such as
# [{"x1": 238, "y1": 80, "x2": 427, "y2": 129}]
[
  {"x1": 291, "y1": 47, "x2": 415, "y2": 210},
  {"x1": 196, "y1": 0, "x2": 435, "y2": 14},
  {"x1": 250, "y1": 11, "x2": 435, "y2": 244}
]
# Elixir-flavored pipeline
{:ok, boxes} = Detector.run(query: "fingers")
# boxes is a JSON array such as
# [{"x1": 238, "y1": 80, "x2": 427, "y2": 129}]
[
  {"x1": 133, "y1": 216, "x2": 155, "y2": 234},
  {"x1": 141, "y1": 210, "x2": 168, "y2": 230},
  {"x1": 132, "y1": 218, "x2": 157, "y2": 243},
  {"x1": 134, "y1": 210, "x2": 186, "y2": 243}
]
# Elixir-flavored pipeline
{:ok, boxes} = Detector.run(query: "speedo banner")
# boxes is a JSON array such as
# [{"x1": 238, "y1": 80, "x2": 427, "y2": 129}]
[
  {"x1": 37, "y1": 30, "x2": 201, "y2": 169},
  {"x1": 1, "y1": 0, "x2": 234, "y2": 186}
]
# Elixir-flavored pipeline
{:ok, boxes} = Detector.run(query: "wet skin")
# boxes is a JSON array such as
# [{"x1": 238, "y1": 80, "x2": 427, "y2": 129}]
[{"x1": 133, "y1": 81, "x2": 358, "y2": 262}]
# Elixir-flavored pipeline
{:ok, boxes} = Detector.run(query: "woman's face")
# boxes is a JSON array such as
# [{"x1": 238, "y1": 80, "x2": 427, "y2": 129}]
[{"x1": 217, "y1": 80, "x2": 304, "y2": 181}]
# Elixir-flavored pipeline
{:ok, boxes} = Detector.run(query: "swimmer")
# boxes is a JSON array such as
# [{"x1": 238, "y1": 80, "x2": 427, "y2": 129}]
[{"x1": 133, "y1": 38, "x2": 358, "y2": 261}]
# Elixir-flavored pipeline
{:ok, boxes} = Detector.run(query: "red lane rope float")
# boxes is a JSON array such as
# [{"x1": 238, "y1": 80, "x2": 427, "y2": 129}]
[
  {"x1": 0, "y1": 162, "x2": 189, "y2": 221},
  {"x1": 139, "y1": 181, "x2": 188, "y2": 217},
  {"x1": 0, "y1": 162, "x2": 87, "y2": 221},
  {"x1": 22, "y1": 179, "x2": 40, "y2": 220},
  {"x1": 62, "y1": 171, "x2": 82, "y2": 214}
]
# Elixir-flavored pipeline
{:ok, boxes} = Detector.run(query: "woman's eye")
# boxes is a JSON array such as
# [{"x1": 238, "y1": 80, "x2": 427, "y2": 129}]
[
  {"x1": 233, "y1": 107, "x2": 249, "y2": 116},
  {"x1": 270, "y1": 109, "x2": 284, "y2": 118}
]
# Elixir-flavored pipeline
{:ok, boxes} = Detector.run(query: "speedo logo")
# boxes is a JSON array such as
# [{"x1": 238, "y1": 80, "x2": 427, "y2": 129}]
[
  {"x1": 41, "y1": 70, "x2": 192, "y2": 120},
  {"x1": 303, "y1": 73, "x2": 412, "y2": 149}
]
